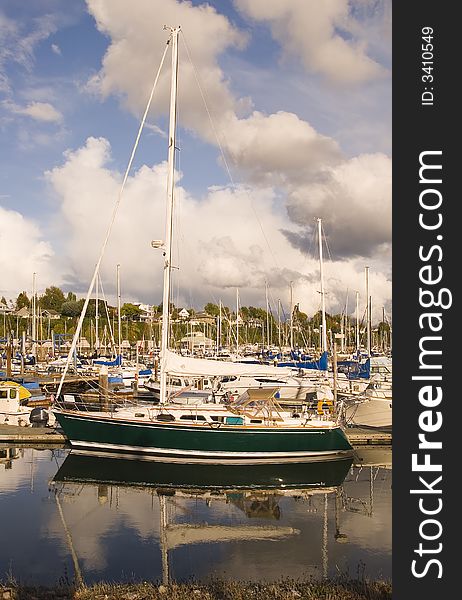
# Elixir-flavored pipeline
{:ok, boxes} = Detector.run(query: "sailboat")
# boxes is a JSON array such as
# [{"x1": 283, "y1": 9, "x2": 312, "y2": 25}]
[{"x1": 53, "y1": 27, "x2": 353, "y2": 463}]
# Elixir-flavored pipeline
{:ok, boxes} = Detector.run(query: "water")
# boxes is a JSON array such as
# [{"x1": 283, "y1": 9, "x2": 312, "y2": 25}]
[{"x1": 0, "y1": 446, "x2": 391, "y2": 586}]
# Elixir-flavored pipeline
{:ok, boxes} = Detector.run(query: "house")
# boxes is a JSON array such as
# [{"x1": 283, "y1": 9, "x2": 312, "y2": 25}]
[
  {"x1": 41, "y1": 309, "x2": 60, "y2": 320},
  {"x1": 178, "y1": 308, "x2": 190, "y2": 320},
  {"x1": 180, "y1": 331, "x2": 213, "y2": 351}
]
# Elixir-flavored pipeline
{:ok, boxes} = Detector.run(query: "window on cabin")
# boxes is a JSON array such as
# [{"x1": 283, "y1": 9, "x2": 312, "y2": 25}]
[
  {"x1": 250, "y1": 419, "x2": 262, "y2": 424},
  {"x1": 179, "y1": 415, "x2": 206, "y2": 421},
  {"x1": 9, "y1": 389, "x2": 17, "y2": 399},
  {"x1": 210, "y1": 415, "x2": 225, "y2": 422}
]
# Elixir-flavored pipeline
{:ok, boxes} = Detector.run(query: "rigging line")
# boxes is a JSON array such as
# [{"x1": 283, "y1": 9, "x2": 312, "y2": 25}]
[
  {"x1": 180, "y1": 31, "x2": 281, "y2": 274},
  {"x1": 321, "y1": 219, "x2": 334, "y2": 264},
  {"x1": 55, "y1": 37, "x2": 171, "y2": 399}
]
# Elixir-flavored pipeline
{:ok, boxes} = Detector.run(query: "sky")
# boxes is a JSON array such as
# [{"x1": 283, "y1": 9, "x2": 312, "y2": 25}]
[{"x1": 0, "y1": 0, "x2": 391, "y2": 323}]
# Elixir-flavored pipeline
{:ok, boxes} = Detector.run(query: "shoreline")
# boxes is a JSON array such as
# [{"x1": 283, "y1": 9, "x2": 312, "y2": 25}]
[{"x1": 1, "y1": 576, "x2": 392, "y2": 599}]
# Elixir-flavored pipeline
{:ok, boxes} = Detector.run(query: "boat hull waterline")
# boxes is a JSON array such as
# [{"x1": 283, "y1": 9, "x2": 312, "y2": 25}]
[{"x1": 54, "y1": 411, "x2": 353, "y2": 463}]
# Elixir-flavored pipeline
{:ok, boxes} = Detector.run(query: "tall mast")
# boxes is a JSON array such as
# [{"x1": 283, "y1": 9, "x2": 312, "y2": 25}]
[
  {"x1": 31, "y1": 272, "x2": 37, "y2": 359},
  {"x1": 318, "y1": 218, "x2": 327, "y2": 354},
  {"x1": 236, "y1": 288, "x2": 240, "y2": 356},
  {"x1": 117, "y1": 263, "x2": 121, "y2": 358},
  {"x1": 160, "y1": 26, "x2": 180, "y2": 404},
  {"x1": 265, "y1": 280, "x2": 270, "y2": 350},
  {"x1": 95, "y1": 270, "x2": 100, "y2": 354},
  {"x1": 289, "y1": 281, "x2": 294, "y2": 349},
  {"x1": 365, "y1": 266, "x2": 370, "y2": 356},
  {"x1": 355, "y1": 290, "x2": 360, "y2": 355},
  {"x1": 277, "y1": 299, "x2": 281, "y2": 350}
]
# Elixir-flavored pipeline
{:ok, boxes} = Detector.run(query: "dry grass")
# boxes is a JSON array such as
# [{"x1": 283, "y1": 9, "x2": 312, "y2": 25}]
[{"x1": 1, "y1": 576, "x2": 391, "y2": 600}]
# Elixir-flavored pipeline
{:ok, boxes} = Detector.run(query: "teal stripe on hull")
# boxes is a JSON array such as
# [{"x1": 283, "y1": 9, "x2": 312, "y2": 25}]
[{"x1": 55, "y1": 411, "x2": 353, "y2": 460}]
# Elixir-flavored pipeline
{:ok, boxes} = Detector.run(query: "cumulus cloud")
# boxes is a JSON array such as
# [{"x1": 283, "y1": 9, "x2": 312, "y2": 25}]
[
  {"x1": 6, "y1": 100, "x2": 63, "y2": 123},
  {"x1": 44, "y1": 136, "x2": 390, "y2": 320},
  {"x1": 234, "y1": 0, "x2": 387, "y2": 84},
  {"x1": 85, "y1": 0, "x2": 246, "y2": 132},
  {"x1": 283, "y1": 153, "x2": 392, "y2": 258},
  {"x1": 0, "y1": 205, "x2": 56, "y2": 298}
]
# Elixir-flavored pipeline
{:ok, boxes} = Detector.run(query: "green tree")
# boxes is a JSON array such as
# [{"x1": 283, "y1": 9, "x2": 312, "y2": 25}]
[
  {"x1": 204, "y1": 303, "x2": 219, "y2": 316},
  {"x1": 40, "y1": 286, "x2": 66, "y2": 312},
  {"x1": 16, "y1": 291, "x2": 30, "y2": 309},
  {"x1": 66, "y1": 291, "x2": 77, "y2": 302},
  {"x1": 61, "y1": 301, "x2": 82, "y2": 317},
  {"x1": 121, "y1": 303, "x2": 142, "y2": 319}
]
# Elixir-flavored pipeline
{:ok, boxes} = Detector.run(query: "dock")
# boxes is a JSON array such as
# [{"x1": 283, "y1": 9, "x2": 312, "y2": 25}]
[
  {"x1": 0, "y1": 424, "x2": 391, "y2": 446},
  {"x1": 0, "y1": 424, "x2": 66, "y2": 444}
]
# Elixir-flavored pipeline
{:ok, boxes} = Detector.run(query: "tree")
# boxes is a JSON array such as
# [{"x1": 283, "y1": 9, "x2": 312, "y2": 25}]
[
  {"x1": 16, "y1": 291, "x2": 30, "y2": 309},
  {"x1": 66, "y1": 291, "x2": 77, "y2": 302},
  {"x1": 40, "y1": 286, "x2": 66, "y2": 312},
  {"x1": 204, "y1": 303, "x2": 219, "y2": 316},
  {"x1": 61, "y1": 301, "x2": 82, "y2": 317},
  {"x1": 121, "y1": 303, "x2": 142, "y2": 320}
]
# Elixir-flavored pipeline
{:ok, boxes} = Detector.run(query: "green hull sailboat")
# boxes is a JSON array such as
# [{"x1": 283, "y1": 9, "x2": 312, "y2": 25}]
[{"x1": 53, "y1": 26, "x2": 353, "y2": 464}]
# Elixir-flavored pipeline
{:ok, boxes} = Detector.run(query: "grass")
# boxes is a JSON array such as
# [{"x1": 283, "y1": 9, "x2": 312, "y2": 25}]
[{"x1": 0, "y1": 576, "x2": 391, "y2": 600}]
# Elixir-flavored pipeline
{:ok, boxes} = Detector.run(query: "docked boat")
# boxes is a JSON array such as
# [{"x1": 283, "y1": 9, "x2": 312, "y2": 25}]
[
  {"x1": 0, "y1": 381, "x2": 33, "y2": 426},
  {"x1": 52, "y1": 26, "x2": 353, "y2": 463}
]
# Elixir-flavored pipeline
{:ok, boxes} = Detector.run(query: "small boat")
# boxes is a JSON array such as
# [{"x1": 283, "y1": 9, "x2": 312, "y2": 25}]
[{"x1": 0, "y1": 381, "x2": 33, "y2": 426}]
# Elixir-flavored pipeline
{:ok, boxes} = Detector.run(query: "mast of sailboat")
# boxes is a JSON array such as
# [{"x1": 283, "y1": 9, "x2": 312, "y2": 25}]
[
  {"x1": 265, "y1": 280, "x2": 270, "y2": 350},
  {"x1": 236, "y1": 288, "x2": 240, "y2": 357},
  {"x1": 289, "y1": 281, "x2": 294, "y2": 349},
  {"x1": 355, "y1": 290, "x2": 360, "y2": 356},
  {"x1": 365, "y1": 266, "x2": 370, "y2": 356},
  {"x1": 95, "y1": 270, "x2": 100, "y2": 355},
  {"x1": 317, "y1": 218, "x2": 328, "y2": 354},
  {"x1": 117, "y1": 263, "x2": 122, "y2": 360},
  {"x1": 31, "y1": 272, "x2": 37, "y2": 360},
  {"x1": 277, "y1": 298, "x2": 281, "y2": 350},
  {"x1": 159, "y1": 26, "x2": 180, "y2": 405}
]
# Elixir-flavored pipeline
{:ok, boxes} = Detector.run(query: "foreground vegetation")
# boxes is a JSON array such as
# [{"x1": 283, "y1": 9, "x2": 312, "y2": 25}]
[{"x1": 0, "y1": 576, "x2": 391, "y2": 600}]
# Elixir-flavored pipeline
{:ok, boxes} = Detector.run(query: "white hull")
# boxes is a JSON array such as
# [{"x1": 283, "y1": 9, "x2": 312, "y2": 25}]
[{"x1": 344, "y1": 397, "x2": 392, "y2": 429}]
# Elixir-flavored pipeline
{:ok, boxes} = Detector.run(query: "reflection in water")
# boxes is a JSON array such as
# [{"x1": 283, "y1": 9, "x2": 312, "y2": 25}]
[
  {"x1": 0, "y1": 446, "x2": 391, "y2": 586},
  {"x1": 53, "y1": 453, "x2": 353, "y2": 585}
]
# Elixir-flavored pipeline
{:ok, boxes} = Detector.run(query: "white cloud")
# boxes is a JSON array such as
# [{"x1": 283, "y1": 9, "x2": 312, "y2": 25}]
[
  {"x1": 85, "y1": 0, "x2": 246, "y2": 133},
  {"x1": 0, "y1": 205, "x2": 56, "y2": 298},
  {"x1": 51, "y1": 43, "x2": 61, "y2": 55},
  {"x1": 234, "y1": 0, "x2": 387, "y2": 84},
  {"x1": 8, "y1": 100, "x2": 63, "y2": 123},
  {"x1": 284, "y1": 152, "x2": 392, "y2": 258},
  {"x1": 43, "y1": 136, "x2": 391, "y2": 319}
]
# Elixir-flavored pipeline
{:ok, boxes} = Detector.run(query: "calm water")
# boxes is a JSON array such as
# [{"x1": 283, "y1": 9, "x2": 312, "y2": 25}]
[{"x1": 0, "y1": 446, "x2": 391, "y2": 586}]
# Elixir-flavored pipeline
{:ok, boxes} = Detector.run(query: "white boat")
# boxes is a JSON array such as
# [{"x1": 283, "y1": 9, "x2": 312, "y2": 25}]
[{"x1": 0, "y1": 382, "x2": 33, "y2": 427}]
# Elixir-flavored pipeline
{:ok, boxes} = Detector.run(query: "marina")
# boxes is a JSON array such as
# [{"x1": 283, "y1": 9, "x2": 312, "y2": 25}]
[{"x1": 0, "y1": 2, "x2": 392, "y2": 595}]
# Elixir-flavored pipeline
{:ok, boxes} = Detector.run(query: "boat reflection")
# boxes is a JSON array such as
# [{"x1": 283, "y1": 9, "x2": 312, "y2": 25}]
[
  {"x1": 53, "y1": 451, "x2": 353, "y2": 491},
  {"x1": 52, "y1": 453, "x2": 353, "y2": 584}
]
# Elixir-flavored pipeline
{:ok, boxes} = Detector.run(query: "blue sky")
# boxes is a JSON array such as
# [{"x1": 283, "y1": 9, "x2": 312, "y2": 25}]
[{"x1": 0, "y1": 0, "x2": 391, "y2": 320}]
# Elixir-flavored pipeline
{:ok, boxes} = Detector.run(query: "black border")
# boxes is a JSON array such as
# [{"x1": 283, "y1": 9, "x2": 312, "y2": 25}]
[{"x1": 393, "y1": 3, "x2": 456, "y2": 595}]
